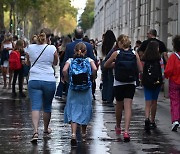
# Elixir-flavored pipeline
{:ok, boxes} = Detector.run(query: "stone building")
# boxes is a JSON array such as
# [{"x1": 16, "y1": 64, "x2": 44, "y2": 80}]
[{"x1": 90, "y1": 0, "x2": 179, "y2": 49}]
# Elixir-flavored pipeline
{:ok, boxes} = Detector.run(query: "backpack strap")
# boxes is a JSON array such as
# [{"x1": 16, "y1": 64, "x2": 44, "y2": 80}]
[{"x1": 174, "y1": 52, "x2": 180, "y2": 60}]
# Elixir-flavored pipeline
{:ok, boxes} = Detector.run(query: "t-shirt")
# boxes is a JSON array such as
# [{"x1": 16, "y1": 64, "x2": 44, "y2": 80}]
[
  {"x1": 26, "y1": 44, "x2": 56, "y2": 82},
  {"x1": 67, "y1": 57, "x2": 93, "y2": 64},
  {"x1": 138, "y1": 38, "x2": 167, "y2": 54}
]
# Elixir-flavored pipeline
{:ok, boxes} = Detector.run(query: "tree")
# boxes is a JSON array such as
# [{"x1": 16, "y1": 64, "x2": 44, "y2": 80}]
[
  {"x1": 79, "y1": 0, "x2": 94, "y2": 32},
  {"x1": 1, "y1": 0, "x2": 78, "y2": 37}
]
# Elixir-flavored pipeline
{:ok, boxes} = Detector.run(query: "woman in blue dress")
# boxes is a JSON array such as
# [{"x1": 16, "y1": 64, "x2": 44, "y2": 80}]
[{"x1": 63, "y1": 42, "x2": 97, "y2": 147}]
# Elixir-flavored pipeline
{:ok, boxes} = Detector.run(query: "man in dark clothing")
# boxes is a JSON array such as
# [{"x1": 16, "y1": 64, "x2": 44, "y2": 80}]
[
  {"x1": 138, "y1": 29, "x2": 168, "y2": 63},
  {"x1": 56, "y1": 27, "x2": 96, "y2": 100},
  {"x1": 138, "y1": 29, "x2": 167, "y2": 129},
  {"x1": 63, "y1": 28, "x2": 96, "y2": 65}
]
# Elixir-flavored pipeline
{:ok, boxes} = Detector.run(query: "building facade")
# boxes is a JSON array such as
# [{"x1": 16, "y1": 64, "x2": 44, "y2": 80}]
[{"x1": 91, "y1": 0, "x2": 179, "y2": 49}]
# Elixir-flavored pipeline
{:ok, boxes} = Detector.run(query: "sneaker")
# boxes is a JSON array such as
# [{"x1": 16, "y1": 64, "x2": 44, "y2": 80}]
[
  {"x1": 150, "y1": 122, "x2": 157, "y2": 129},
  {"x1": 144, "y1": 118, "x2": 150, "y2": 131},
  {"x1": 123, "y1": 132, "x2": 130, "y2": 142},
  {"x1": 172, "y1": 121, "x2": 179, "y2": 132},
  {"x1": 115, "y1": 126, "x2": 121, "y2": 135}
]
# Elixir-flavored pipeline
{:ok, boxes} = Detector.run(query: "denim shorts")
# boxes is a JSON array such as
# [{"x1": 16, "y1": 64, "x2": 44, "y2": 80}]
[
  {"x1": 144, "y1": 86, "x2": 161, "y2": 101},
  {"x1": 28, "y1": 80, "x2": 56, "y2": 112}
]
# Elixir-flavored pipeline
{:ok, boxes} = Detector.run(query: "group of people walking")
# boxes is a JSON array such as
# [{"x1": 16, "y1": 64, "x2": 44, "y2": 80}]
[{"x1": 0, "y1": 27, "x2": 179, "y2": 147}]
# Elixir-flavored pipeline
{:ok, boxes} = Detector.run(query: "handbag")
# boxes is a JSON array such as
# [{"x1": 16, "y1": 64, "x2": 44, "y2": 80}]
[{"x1": 25, "y1": 44, "x2": 48, "y2": 76}]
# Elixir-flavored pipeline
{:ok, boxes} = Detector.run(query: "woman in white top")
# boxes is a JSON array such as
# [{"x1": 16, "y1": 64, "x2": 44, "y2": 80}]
[
  {"x1": 0, "y1": 34, "x2": 14, "y2": 89},
  {"x1": 26, "y1": 32, "x2": 58, "y2": 142}
]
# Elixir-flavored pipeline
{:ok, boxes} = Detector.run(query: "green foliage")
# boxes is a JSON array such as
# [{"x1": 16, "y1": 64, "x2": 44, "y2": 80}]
[
  {"x1": 79, "y1": 0, "x2": 94, "y2": 31},
  {"x1": 1, "y1": 0, "x2": 78, "y2": 35}
]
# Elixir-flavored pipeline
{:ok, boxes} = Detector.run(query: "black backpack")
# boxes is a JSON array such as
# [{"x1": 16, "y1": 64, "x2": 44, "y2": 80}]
[
  {"x1": 142, "y1": 60, "x2": 163, "y2": 89},
  {"x1": 115, "y1": 49, "x2": 137, "y2": 82}
]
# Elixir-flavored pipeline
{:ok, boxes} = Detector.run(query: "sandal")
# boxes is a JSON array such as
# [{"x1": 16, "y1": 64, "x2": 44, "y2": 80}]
[
  {"x1": 71, "y1": 134, "x2": 77, "y2": 147},
  {"x1": 82, "y1": 134, "x2": 86, "y2": 142},
  {"x1": 43, "y1": 128, "x2": 52, "y2": 134},
  {"x1": 31, "y1": 132, "x2": 38, "y2": 143}
]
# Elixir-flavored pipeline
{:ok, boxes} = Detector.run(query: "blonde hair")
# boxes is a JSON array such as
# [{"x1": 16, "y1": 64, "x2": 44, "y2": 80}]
[
  {"x1": 74, "y1": 42, "x2": 87, "y2": 58},
  {"x1": 37, "y1": 33, "x2": 46, "y2": 44},
  {"x1": 117, "y1": 34, "x2": 131, "y2": 49}
]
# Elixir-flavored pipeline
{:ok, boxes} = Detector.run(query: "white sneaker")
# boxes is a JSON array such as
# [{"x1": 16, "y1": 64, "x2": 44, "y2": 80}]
[{"x1": 171, "y1": 121, "x2": 179, "y2": 131}]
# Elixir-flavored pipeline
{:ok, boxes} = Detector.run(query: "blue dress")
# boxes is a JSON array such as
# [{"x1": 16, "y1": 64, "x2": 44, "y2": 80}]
[{"x1": 64, "y1": 88, "x2": 92, "y2": 125}]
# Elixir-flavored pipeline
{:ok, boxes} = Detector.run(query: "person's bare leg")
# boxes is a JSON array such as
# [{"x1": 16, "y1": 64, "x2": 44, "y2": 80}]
[
  {"x1": 32, "y1": 111, "x2": 40, "y2": 133},
  {"x1": 8, "y1": 69, "x2": 13, "y2": 88},
  {"x1": 145, "y1": 100, "x2": 152, "y2": 119},
  {"x1": 115, "y1": 101, "x2": 123, "y2": 128},
  {"x1": 43, "y1": 112, "x2": 51, "y2": 133},
  {"x1": 2, "y1": 67, "x2": 7, "y2": 88},
  {"x1": 124, "y1": 98, "x2": 132, "y2": 132},
  {"x1": 81, "y1": 125, "x2": 87, "y2": 135},
  {"x1": 150, "y1": 100, "x2": 157, "y2": 122},
  {"x1": 71, "y1": 122, "x2": 77, "y2": 137}
]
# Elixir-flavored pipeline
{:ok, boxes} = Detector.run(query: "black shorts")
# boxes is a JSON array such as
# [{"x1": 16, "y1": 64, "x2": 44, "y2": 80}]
[{"x1": 114, "y1": 84, "x2": 136, "y2": 101}]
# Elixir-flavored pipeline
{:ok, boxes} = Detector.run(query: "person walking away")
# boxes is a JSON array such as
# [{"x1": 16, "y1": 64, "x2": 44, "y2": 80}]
[
  {"x1": 101, "y1": 30, "x2": 116, "y2": 103},
  {"x1": 10, "y1": 40, "x2": 26, "y2": 98},
  {"x1": 141, "y1": 41, "x2": 163, "y2": 132},
  {"x1": 55, "y1": 36, "x2": 71, "y2": 100},
  {"x1": 61, "y1": 28, "x2": 96, "y2": 100},
  {"x1": 104, "y1": 35, "x2": 142, "y2": 142},
  {"x1": 138, "y1": 29, "x2": 167, "y2": 128},
  {"x1": 164, "y1": 35, "x2": 180, "y2": 132},
  {"x1": 0, "y1": 34, "x2": 14, "y2": 89},
  {"x1": 26, "y1": 32, "x2": 58, "y2": 142},
  {"x1": 63, "y1": 42, "x2": 97, "y2": 147},
  {"x1": 90, "y1": 39, "x2": 99, "y2": 100}
]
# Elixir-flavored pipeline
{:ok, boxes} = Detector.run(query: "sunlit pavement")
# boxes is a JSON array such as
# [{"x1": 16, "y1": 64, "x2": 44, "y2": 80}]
[{"x1": 0, "y1": 69, "x2": 180, "y2": 154}]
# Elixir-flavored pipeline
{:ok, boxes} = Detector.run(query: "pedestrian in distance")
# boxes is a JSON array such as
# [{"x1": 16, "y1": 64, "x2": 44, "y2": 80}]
[
  {"x1": 10, "y1": 40, "x2": 26, "y2": 98},
  {"x1": 63, "y1": 42, "x2": 97, "y2": 147},
  {"x1": 55, "y1": 36, "x2": 71, "y2": 101},
  {"x1": 141, "y1": 41, "x2": 163, "y2": 132},
  {"x1": 104, "y1": 34, "x2": 142, "y2": 142},
  {"x1": 164, "y1": 35, "x2": 180, "y2": 132},
  {"x1": 26, "y1": 32, "x2": 59, "y2": 143},
  {"x1": 0, "y1": 34, "x2": 14, "y2": 89}
]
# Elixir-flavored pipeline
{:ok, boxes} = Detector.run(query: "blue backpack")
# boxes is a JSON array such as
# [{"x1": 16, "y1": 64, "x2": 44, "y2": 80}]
[
  {"x1": 115, "y1": 49, "x2": 137, "y2": 82},
  {"x1": 69, "y1": 58, "x2": 92, "y2": 91}
]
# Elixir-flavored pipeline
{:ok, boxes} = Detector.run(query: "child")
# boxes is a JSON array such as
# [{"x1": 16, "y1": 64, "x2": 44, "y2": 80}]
[
  {"x1": 63, "y1": 42, "x2": 97, "y2": 147},
  {"x1": 11, "y1": 40, "x2": 26, "y2": 97},
  {"x1": 164, "y1": 35, "x2": 180, "y2": 132}
]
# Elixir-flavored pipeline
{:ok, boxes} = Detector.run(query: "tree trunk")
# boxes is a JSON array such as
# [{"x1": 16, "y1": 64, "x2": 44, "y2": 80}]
[{"x1": 0, "y1": 1, "x2": 5, "y2": 32}]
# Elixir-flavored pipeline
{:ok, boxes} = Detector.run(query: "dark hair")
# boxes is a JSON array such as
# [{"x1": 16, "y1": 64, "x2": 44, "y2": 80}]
[
  {"x1": 136, "y1": 40, "x2": 142, "y2": 45},
  {"x1": 142, "y1": 41, "x2": 161, "y2": 61},
  {"x1": 172, "y1": 35, "x2": 180, "y2": 52},
  {"x1": 82, "y1": 36, "x2": 90, "y2": 43},
  {"x1": 149, "y1": 29, "x2": 157, "y2": 37},
  {"x1": 74, "y1": 42, "x2": 87, "y2": 58},
  {"x1": 102, "y1": 30, "x2": 116, "y2": 56},
  {"x1": 74, "y1": 28, "x2": 84, "y2": 39}
]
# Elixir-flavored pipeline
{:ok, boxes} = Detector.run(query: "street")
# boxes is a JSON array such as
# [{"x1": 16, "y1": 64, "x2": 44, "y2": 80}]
[{"x1": 0, "y1": 70, "x2": 180, "y2": 154}]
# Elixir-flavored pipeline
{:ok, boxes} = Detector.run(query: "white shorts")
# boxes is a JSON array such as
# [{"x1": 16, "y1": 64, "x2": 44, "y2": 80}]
[{"x1": 1, "y1": 60, "x2": 9, "y2": 67}]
